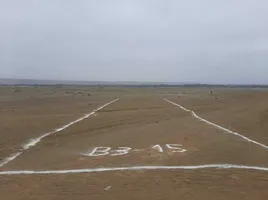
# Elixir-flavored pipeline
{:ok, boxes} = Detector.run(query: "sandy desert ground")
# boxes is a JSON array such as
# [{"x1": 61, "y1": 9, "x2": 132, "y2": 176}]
[{"x1": 0, "y1": 86, "x2": 268, "y2": 200}]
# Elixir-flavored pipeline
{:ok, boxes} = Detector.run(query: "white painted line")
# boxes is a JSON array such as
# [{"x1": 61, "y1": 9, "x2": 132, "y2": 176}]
[
  {"x1": 0, "y1": 99, "x2": 119, "y2": 168},
  {"x1": 104, "y1": 186, "x2": 112, "y2": 191},
  {"x1": 0, "y1": 152, "x2": 22, "y2": 168},
  {"x1": 1, "y1": 164, "x2": 268, "y2": 175},
  {"x1": 164, "y1": 98, "x2": 268, "y2": 149}
]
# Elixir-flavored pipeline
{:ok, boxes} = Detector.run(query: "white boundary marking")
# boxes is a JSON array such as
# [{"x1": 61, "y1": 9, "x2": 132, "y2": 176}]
[
  {"x1": 0, "y1": 152, "x2": 22, "y2": 168},
  {"x1": 1, "y1": 164, "x2": 268, "y2": 175},
  {"x1": 164, "y1": 98, "x2": 268, "y2": 149},
  {"x1": 0, "y1": 99, "x2": 119, "y2": 168}
]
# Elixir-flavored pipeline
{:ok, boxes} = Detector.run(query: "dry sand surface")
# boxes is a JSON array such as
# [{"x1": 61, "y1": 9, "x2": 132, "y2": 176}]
[{"x1": 0, "y1": 86, "x2": 268, "y2": 200}]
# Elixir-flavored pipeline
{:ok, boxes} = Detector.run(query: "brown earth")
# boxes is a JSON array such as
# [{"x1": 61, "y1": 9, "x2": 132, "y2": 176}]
[
  {"x1": 0, "y1": 86, "x2": 118, "y2": 161},
  {"x1": 0, "y1": 86, "x2": 268, "y2": 200}
]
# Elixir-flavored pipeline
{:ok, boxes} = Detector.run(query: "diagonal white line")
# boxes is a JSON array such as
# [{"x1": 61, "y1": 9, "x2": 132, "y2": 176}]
[
  {"x1": 1, "y1": 164, "x2": 268, "y2": 175},
  {"x1": 164, "y1": 98, "x2": 268, "y2": 150},
  {"x1": 0, "y1": 99, "x2": 119, "y2": 168}
]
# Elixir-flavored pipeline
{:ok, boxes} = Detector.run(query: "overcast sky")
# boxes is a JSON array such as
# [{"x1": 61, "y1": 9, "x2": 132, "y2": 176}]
[{"x1": 1, "y1": 0, "x2": 268, "y2": 84}]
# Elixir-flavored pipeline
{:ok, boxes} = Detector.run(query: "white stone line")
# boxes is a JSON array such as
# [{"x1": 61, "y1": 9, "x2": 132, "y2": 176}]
[
  {"x1": 0, "y1": 99, "x2": 119, "y2": 168},
  {"x1": 164, "y1": 98, "x2": 268, "y2": 149},
  {"x1": 1, "y1": 164, "x2": 268, "y2": 175}
]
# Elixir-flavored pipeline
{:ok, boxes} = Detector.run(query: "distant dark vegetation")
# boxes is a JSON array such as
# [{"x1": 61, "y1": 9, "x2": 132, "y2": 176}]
[
  {"x1": 0, "y1": 79, "x2": 267, "y2": 88},
  {"x1": 147, "y1": 84, "x2": 268, "y2": 88},
  {"x1": 1, "y1": 84, "x2": 268, "y2": 89}
]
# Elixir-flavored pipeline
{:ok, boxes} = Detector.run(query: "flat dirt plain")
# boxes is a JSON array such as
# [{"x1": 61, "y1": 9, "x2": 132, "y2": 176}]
[{"x1": 1, "y1": 86, "x2": 268, "y2": 200}]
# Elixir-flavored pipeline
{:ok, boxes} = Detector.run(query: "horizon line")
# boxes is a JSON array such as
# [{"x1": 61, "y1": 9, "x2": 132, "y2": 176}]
[{"x1": 1, "y1": 78, "x2": 268, "y2": 86}]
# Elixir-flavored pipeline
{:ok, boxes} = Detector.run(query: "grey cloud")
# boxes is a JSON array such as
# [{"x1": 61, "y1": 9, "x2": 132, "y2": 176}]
[{"x1": 1, "y1": 0, "x2": 268, "y2": 83}]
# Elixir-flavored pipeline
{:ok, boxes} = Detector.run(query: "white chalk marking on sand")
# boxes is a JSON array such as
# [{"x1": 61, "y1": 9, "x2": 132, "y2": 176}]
[
  {"x1": 1, "y1": 164, "x2": 268, "y2": 175},
  {"x1": 104, "y1": 186, "x2": 112, "y2": 191},
  {"x1": 164, "y1": 98, "x2": 268, "y2": 150},
  {"x1": 83, "y1": 147, "x2": 112, "y2": 157},
  {"x1": 110, "y1": 147, "x2": 132, "y2": 156},
  {"x1": 0, "y1": 152, "x2": 22, "y2": 168},
  {"x1": 0, "y1": 99, "x2": 119, "y2": 168},
  {"x1": 82, "y1": 147, "x2": 133, "y2": 157},
  {"x1": 152, "y1": 144, "x2": 187, "y2": 153},
  {"x1": 82, "y1": 144, "x2": 187, "y2": 157},
  {"x1": 166, "y1": 144, "x2": 187, "y2": 153},
  {"x1": 152, "y1": 145, "x2": 164, "y2": 153}
]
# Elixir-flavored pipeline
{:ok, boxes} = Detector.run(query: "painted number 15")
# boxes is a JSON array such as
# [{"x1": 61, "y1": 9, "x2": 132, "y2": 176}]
[{"x1": 152, "y1": 144, "x2": 187, "y2": 153}]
